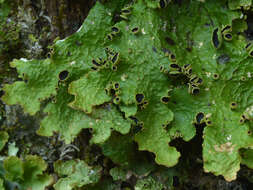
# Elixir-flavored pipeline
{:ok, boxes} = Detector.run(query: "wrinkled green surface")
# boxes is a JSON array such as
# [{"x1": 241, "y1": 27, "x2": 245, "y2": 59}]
[
  {"x1": 68, "y1": 71, "x2": 111, "y2": 113},
  {"x1": 54, "y1": 159, "x2": 102, "y2": 190},
  {"x1": 158, "y1": 0, "x2": 253, "y2": 181},
  {"x1": 3, "y1": 157, "x2": 23, "y2": 182},
  {"x1": 241, "y1": 148, "x2": 253, "y2": 169},
  {"x1": 109, "y1": 167, "x2": 128, "y2": 181},
  {"x1": 135, "y1": 176, "x2": 165, "y2": 190},
  {"x1": 0, "y1": 178, "x2": 4, "y2": 190},
  {"x1": 3, "y1": 155, "x2": 52, "y2": 190},
  {"x1": 1, "y1": 0, "x2": 253, "y2": 183},
  {"x1": 38, "y1": 86, "x2": 131, "y2": 144},
  {"x1": 1, "y1": 1, "x2": 113, "y2": 115},
  {"x1": 84, "y1": 178, "x2": 121, "y2": 190},
  {"x1": 102, "y1": 133, "x2": 155, "y2": 176},
  {"x1": 2, "y1": 59, "x2": 58, "y2": 115},
  {"x1": 228, "y1": 0, "x2": 252, "y2": 10},
  {"x1": 0, "y1": 132, "x2": 8, "y2": 151}
]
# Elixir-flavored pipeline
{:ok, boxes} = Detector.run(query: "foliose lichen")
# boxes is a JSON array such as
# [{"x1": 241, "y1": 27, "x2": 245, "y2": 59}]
[{"x1": 1, "y1": 0, "x2": 253, "y2": 188}]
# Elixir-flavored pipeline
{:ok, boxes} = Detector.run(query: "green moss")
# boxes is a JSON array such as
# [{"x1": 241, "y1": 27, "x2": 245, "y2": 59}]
[
  {"x1": 3, "y1": 155, "x2": 53, "y2": 190},
  {"x1": 0, "y1": 0, "x2": 20, "y2": 54},
  {"x1": 54, "y1": 159, "x2": 102, "y2": 190}
]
